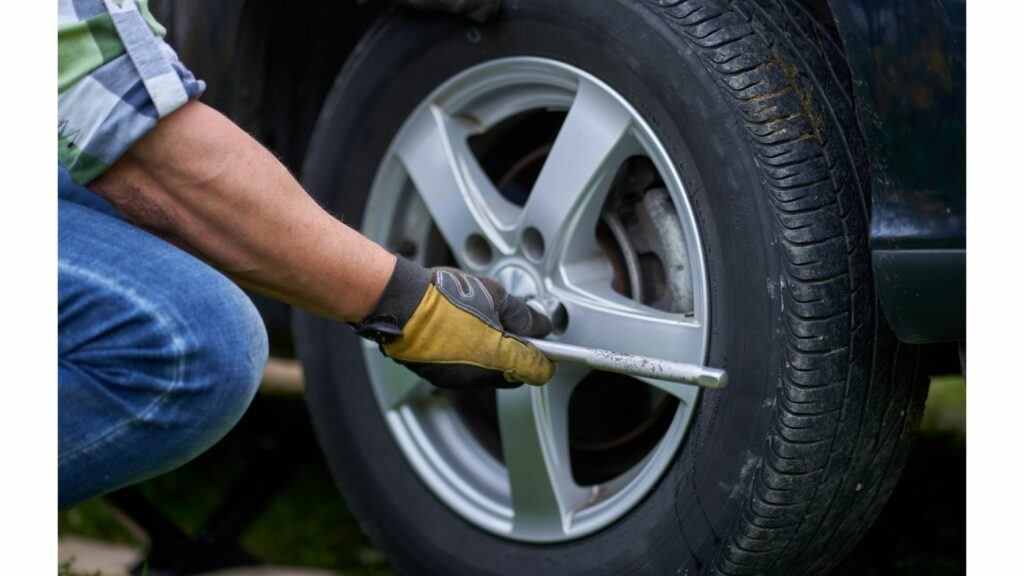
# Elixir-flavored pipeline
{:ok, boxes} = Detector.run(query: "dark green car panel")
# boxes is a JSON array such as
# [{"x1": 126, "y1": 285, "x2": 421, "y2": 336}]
[{"x1": 827, "y1": 0, "x2": 965, "y2": 343}]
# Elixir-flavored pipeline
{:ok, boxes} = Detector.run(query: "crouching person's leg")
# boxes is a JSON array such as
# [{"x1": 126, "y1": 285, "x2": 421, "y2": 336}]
[{"x1": 58, "y1": 199, "x2": 269, "y2": 509}]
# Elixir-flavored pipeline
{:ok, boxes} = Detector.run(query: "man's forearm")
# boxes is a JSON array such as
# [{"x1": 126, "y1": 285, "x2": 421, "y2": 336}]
[{"x1": 89, "y1": 100, "x2": 395, "y2": 322}]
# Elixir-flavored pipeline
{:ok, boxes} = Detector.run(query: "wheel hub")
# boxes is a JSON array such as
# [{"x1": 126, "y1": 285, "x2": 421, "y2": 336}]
[{"x1": 492, "y1": 262, "x2": 541, "y2": 301}]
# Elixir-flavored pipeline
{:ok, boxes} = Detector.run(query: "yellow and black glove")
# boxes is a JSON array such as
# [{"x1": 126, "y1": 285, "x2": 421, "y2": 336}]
[{"x1": 353, "y1": 258, "x2": 555, "y2": 389}]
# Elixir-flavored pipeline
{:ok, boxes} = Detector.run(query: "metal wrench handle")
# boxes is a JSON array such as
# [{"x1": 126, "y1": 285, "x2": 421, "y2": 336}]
[{"x1": 524, "y1": 338, "x2": 727, "y2": 389}]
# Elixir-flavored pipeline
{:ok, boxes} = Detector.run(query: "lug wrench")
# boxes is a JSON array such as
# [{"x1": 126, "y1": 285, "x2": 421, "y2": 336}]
[{"x1": 524, "y1": 338, "x2": 727, "y2": 389}]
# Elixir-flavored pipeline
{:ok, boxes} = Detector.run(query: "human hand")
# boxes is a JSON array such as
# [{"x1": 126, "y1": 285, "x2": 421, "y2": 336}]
[{"x1": 354, "y1": 258, "x2": 555, "y2": 389}]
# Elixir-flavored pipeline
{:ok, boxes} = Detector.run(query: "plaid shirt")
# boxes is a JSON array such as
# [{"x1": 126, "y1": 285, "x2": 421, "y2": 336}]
[{"x1": 58, "y1": 0, "x2": 204, "y2": 184}]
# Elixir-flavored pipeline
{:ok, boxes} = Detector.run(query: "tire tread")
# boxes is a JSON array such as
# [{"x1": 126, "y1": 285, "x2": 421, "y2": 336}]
[{"x1": 643, "y1": 1, "x2": 925, "y2": 573}]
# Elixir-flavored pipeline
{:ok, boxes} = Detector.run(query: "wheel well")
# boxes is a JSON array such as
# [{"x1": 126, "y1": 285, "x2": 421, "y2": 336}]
[{"x1": 152, "y1": 0, "x2": 387, "y2": 174}]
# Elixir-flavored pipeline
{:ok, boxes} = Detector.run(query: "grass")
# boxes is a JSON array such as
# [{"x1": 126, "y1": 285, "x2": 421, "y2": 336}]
[
  {"x1": 59, "y1": 376, "x2": 965, "y2": 574},
  {"x1": 59, "y1": 394, "x2": 395, "y2": 575}
]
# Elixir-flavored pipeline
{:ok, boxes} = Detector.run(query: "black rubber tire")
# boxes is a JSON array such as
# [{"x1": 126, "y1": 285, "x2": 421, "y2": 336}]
[{"x1": 293, "y1": 1, "x2": 928, "y2": 574}]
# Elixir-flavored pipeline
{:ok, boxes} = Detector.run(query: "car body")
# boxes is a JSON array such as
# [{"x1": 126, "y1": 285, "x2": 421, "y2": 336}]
[{"x1": 829, "y1": 0, "x2": 965, "y2": 344}]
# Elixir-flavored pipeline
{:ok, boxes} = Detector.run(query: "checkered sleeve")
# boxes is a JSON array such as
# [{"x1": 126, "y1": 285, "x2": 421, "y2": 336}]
[{"x1": 58, "y1": 0, "x2": 205, "y2": 184}]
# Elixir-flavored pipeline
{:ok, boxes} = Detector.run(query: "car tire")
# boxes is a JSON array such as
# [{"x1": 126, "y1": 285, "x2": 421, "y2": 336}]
[{"x1": 293, "y1": 1, "x2": 928, "y2": 574}]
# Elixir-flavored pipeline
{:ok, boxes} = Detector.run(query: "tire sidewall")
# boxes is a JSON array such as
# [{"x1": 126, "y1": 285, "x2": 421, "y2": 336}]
[{"x1": 296, "y1": 2, "x2": 785, "y2": 573}]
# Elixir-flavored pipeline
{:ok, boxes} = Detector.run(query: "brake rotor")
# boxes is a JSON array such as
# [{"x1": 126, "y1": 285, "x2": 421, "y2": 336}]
[{"x1": 568, "y1": 164, "x2": 697, "y2": 465}]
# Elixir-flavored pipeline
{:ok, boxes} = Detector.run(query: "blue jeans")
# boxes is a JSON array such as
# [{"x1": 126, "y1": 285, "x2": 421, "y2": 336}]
[{"x1": 58, "y1": 168, "x2": 268, "y2": 509}]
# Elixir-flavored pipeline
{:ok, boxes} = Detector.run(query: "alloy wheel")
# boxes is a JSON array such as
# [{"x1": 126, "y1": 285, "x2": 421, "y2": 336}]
[{"x1": 359, "y1": 57, "x2": 709, "y2": 543}]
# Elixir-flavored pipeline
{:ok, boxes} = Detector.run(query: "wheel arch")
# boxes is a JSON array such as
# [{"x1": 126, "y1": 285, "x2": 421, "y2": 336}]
[{"x1": 820, "y1": 0, "x2": 966, "y2": 343}]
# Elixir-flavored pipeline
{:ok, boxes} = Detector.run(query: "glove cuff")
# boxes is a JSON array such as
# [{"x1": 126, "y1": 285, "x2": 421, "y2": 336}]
[{"x1": 352, "y1": 256, "x2": 432, "y2": 343}]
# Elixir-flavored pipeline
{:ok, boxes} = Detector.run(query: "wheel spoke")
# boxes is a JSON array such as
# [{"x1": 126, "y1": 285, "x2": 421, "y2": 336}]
[
  {"x1": 394, "y1": 105, "x2": 517, "y2": 268},
  {"x1": 518, "y1": 78, "x2": 636, "y2": 264},
  {"x1": 362, "y1": 342, "x2": 432, "y2": 409},
  {"x1": 553, "y1": 283, "x2": 705, "y2": 400},
  {"x1": 497, "y1": 366, "x2": 591, "y2": 539}
]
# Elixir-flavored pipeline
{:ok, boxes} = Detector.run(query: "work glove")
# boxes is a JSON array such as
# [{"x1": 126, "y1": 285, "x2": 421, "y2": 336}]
[
  {"x1": 384, "y1": 0, "x2": 500, "y2": 23},
  {"x1": 353, "y1": 257, "x2": 555, "y2": 390}
]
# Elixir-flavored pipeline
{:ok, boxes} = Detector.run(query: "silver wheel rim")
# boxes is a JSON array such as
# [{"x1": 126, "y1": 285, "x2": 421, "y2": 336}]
[{"x1": 359, "y1": 57, "x2": 709, "y2": 543}]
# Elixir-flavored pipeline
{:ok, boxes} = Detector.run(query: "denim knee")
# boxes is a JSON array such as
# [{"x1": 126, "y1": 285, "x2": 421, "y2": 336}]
[
  {"x1": 107, "y1": 270, "x2": 269, "y2": 472},
  {"x1": 59, "y1": 199, "x2": 270, "y2": 506},
  {"x1": 169, "y1": 280, "x2": 269, "y2": 456}
]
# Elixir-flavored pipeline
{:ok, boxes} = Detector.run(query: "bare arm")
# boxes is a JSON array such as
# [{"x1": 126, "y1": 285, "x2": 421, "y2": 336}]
[{"x1": 89, "y1": 100, "x2": 395, "y2": 322}]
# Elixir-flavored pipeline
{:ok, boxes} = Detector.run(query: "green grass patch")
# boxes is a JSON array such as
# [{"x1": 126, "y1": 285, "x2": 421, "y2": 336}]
[{"x1": 59, "y1": 395, "x2": 394, "y2": 574}]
